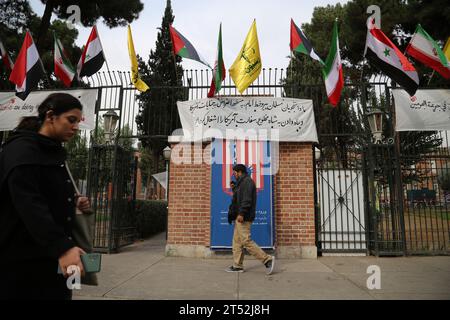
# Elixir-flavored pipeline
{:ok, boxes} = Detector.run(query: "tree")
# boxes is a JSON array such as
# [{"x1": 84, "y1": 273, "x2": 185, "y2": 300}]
[
  {"x1": 65, "y1": 131, "x2": 88, "y2": 182},
  {"x1": 343, "y1": 0, "x2": 450, "y2": 85},
  {"x1": 0, "y1": 1, "x2": 82, "y2": 89},
  {"x1": 284, "y1": 0, "x2": 449, "y2": 169},
  {"x1": 118, "y1": 124, "x2": 135, "y2": 151},
  {"x1": 36, "y1": 0, "x2": 144, "y2": 50},
  {"x1": 283, "y1": 4, "x2": 364, "y2": 168},
  {"x1": 135, "y1": 0, "x2": 184, "y2": 176},
  {"x1": 138, "y1": 145, "x2": 166, "y2": 196}
]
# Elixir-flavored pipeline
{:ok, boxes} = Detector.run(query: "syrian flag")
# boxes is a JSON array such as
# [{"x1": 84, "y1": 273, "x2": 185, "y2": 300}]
[
  {"x1": 54, "y1": 33, "x2": 75, "y2": 87},
  {"x1": 290, "y1": 19, "x2": 324, "y2": 64},
  {"x1": 208, "y1": 24, "x2": 226, "y2": 98},
  {"x1": 322, "y1": 20, "x2": 344, "y2": 107},
  {"x1": 406, "y1": 24, "x2": 450, "y2": 79},
  {"x1": 169, "y1": 25, "x2": 211, "y2": 68},
  {"x1": 0, "y1": 38, "x2": 14, "y2": 71},
  {"x1": 77, "y1": 26, "x2": 105, "y2": 78},
  {"x1": 9, "y1": 31, "x2": 44, "y2": 100},
  {"x1": 365, "y1": 19, "x2": 419, "y2": 96}
]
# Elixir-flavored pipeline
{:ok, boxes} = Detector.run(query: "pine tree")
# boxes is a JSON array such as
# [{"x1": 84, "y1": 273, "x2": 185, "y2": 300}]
[{"x1": 135, "y1": 0, "x2": 184, "y2": 181}]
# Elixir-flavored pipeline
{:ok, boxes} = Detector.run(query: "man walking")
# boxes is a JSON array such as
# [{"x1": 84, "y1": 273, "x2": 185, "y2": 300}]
[{"x1": 226, "y1": 164, "x2": 275, "y2": 275}]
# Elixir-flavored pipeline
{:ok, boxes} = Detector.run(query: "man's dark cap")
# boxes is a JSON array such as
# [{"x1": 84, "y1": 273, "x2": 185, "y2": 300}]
[{"x1": 233, "y1": 164, "x2": 247, "y2": 174}]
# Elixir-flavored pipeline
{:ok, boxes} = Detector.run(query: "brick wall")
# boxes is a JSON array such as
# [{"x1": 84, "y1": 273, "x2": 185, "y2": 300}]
[
  {"x1": 167, "y1": 141, "x2": 316, "y2": 256},
  {"x1": 275, "y1": 142, "x2": 315, "y2": 247},
  {"x1": 167, "y1": 142, "x2": 211, "y2": 246}
]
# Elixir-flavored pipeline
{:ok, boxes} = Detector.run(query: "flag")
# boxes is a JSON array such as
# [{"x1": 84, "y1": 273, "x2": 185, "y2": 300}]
[
  {"x1": 222, "y1": 139, "x2": 266, "y2": 195},
  {"x1": 208, "y1": 24, "x2": 226, "y2": 98},
  {"x1": 0, "y1": 38, "x2": 14, "y2": 71},
  {"x1": 444, "y1": 37, "x2": 450, "y2": 62},
  {"x1": 77, "y1": 25, "x2": 105, "y2": 78},
  {"x1": 169, "y1": 25, "x2": 211, "y2": 68},
  {"x1": 322, "y1": 20, "x2": 343, "y2": 107},
  {"x1": 54, "y1": 33, "x2": 75, "y2": 87},
  {"x1": 406, "y1": 24, "x2": 450, "y2": 79},
  {"x1": 9, "y1": 31, "x2": 44, "y2": 100},
  {"x1": 229, "y1": 20, "x2": 262, "y2": 94},
  {"x1": 127, "y1": 25, "x2": 149, "y2": 92},
  {"x1": 290, "y1": 19, "x2": 324, "y2": 65},
  {"x1": 365, "y1": 19, "x2": 419, "y2": 96}
]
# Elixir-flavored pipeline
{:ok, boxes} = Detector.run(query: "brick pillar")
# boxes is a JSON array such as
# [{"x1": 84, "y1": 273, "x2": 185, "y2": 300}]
[
  {"x1": 165, "y1": 141, "x2": 212, "y2": 258},
  {"x1": 165, "y1": 139, "x2": 317, "y2": 259},
  {"x1": 275, "y1": 142, "x2": 316, "y2": 258}
]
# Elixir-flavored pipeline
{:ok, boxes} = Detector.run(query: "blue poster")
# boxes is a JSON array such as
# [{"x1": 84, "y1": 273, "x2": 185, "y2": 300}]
[{"x1": 210, "y1": 139, "x2": 274, "y2": 249}]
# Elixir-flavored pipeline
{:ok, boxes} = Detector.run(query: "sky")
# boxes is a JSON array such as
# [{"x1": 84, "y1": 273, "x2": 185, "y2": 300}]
[{"x1": 29, "y1": 0, "x2": 348, "y2": 72}]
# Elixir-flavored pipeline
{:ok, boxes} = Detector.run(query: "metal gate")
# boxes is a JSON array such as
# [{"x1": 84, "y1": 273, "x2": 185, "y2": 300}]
[
  {"x1": 316, "y1": 169, "x2": 367, "y2": 253},
  {"x1": 87, "y1": 144, "x2": 138, "y2": 253}
]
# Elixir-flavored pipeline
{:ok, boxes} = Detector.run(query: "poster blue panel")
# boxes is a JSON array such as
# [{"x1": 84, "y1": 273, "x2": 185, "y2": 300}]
[{"x1": 210, "y1": 139, "x2": 274, "y2": 249}]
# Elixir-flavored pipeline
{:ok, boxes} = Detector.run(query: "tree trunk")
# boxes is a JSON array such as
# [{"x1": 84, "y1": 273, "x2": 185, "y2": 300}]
[{"x1": 36, "y1": 0, "x2": 55, "y2": 52}]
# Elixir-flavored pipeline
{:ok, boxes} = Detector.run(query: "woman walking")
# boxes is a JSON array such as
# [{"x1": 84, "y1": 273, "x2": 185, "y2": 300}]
[{"x1": 0, "y1": 93, "x2": 91, "y2": 300}]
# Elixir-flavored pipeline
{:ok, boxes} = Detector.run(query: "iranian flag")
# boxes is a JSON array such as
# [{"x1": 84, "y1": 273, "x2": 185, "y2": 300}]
[
  {"x1": 290, "y1": 19, "x2": 323, "y2": 64},
  {"x1": 0, "y1": 38, "x2": 14, "y2": 71},
  {"x1": 365, "y1": 19, "x2": 419, "y2": 96},
  {"x1": 406, "y1": 24, "x2": 450, "y2": 79},
  {"x1": 9, "y1": 31, "x2": 44, "y2": 100},
  {"x1": 54, "y1": 33, "x2": 75, "y2": 87},
  {"x1": 169, "y1": 25, "x2": 211, "y2": 68},
  {"x1": 322, "y1": 20, "x2": 344, "y2": 107},
  {"x1": 208, "y1": 24, "x2": 226, "y2": 98},
  {"x1": 77, "y1": 26, "x2": 105, "y2": 78}
]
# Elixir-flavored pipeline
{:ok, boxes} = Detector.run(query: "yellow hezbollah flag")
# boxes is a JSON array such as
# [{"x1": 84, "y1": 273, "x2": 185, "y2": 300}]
[
  {"x1": 127, "y1": 25, "x2": 149, "y2": 92},
  {"x1": 229, "y1": 20, "x2": 262, "y2": 94},
  {"x1": 444, "y1": 37, "x2": 450, "y2": 62}
]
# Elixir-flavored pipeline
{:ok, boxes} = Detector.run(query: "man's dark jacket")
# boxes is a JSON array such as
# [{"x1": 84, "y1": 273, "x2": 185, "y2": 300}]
[
  {"x1": 0, "y1": 130, "x2": 77, "y2": 262},
  {"x1": 234, "y1": 173, "x2": 257, "y2": 222}
]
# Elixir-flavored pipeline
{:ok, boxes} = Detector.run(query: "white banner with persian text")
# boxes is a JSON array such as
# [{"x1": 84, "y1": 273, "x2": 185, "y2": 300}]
[
  {"x1": 0, "y1": 89, "x2": 98, "y2": 131},
  {"x1": 177, "y1": 97, "x2": 318, "y2": 142},
  {"x1": 393, "y1": 89, "x2": 450, "y2": 131}
]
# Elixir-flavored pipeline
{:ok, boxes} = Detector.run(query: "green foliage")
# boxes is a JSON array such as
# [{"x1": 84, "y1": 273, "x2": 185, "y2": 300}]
[
  {"x1": 135, "y1": 0, "x2": 184, "y2": 150},
  {"x1": 135, "y1": 200, "x2": 167, "y2": 239},
  {"x1": 138, "y1": 145, "x2": 166, "y2": 187},
  {"x1": 285, "y1": 0, "x2": 450, "y2": 84},
  {"x1": 0, "y1": 1, "x2": 82, "y2": 89},
  {"x1": 65, "y1": 132, "x2": 88, "y2": 182},
  {"x1": 118, "y1": 124, "x2": 135, "y2": 151},
  {"x1": 36, "y1": 0, "x2": 144, "y2": 48},
  {"x1": 135, "y1": 0, "x2": 186, "y2": 185}
]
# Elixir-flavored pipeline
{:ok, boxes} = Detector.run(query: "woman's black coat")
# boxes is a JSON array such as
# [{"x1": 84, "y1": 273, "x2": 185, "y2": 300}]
[{"x1": 0, "y1": 130, "x2": 77, "y2": 263}]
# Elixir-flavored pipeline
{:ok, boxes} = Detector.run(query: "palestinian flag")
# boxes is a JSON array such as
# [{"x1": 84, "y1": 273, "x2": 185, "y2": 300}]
[
  {"x1": 54, "y1": 33, "x2": 75, "y2": 87},
  {"x1": 169, "y1": 25, "x2": 211, "y2": 68},
  {"x1": 406, "y1": 24, "x2": 450, "y2": 79},
  {"x1": 290, "y1": 19, "x2": 323, "y2": 64},
  {"x1": 365, "y1": 19, "x2": 419, "y2": 96},
  {"x1": 208, "y1": 24, "x2": 226, "y2": 98},
  {"x1": 0, "y1": 38, "x2": 14, "y2": 71},
  {"x1": 77, "y1": 26, "x2": 105, "y2": 78},
  {"x1": 9, "y1": 31, "x2": 44, "y2": 100},
  {"x1": 322, "y1": 20, "x2": 343, "y2": 107}
]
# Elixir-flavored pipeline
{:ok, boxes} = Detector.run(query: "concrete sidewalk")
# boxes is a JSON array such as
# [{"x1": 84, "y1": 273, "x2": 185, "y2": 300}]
[{"x1": 73, "y1": 233, "x2": 450, "y2": 300}]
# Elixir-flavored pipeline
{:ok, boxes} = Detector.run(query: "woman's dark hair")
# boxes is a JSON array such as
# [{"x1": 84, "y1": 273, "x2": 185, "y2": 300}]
[{"x1": 17, "y1": 93, "x2": 83, "y2": 132}]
